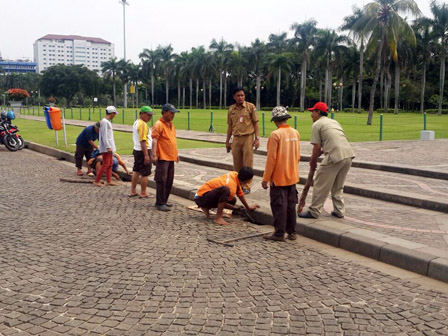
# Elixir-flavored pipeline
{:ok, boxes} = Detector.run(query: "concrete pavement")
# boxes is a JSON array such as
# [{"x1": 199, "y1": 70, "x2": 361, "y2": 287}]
[{"x1": 1, "y1": 147, "x2": 448, "y2": 335}]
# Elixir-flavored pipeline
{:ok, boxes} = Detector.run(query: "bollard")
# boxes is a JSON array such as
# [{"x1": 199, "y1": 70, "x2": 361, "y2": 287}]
[
  {"x1": 208, "y1": 111, "x2": 215, "y2": 132},
  {"x1": 294, "y1": 115, "x2": 297, "y2": 130},
  {"x1": 71, "y1": 108, "x2": 73, "y2": 119},
  {"x1": 262, "y1": 112, "x2": 265, "y2": 137},
  {"x1": 99, "y1": 109, "x2": 102, "y2": 120},
  {"x1": 188, "y1": 111, "x2": 190, "y2": 130},
  {"x1": 80, "y1": 107, "x2": 82, "y2": 120},
  {"x1": 331, "y1": 112, "x2": 335, "y2": 119},
  {"x1": 424, "y1": 112, "x2": 427, "y2": 131},
  {"x1": 122, "y1": 109, "x2": 124, "y2": 124},
  {"x1": 32, "y1": 106, "x2": 35, "y2": 115},
  {"x1": 135, "y1": 109, "x2": 137, "y2": 121},
  {"x1": 89, "y1": 108, "x2": 91, "y2": 121},
  {"x1": 379, "y1": 114, "x2": 383, "y2": 141}
]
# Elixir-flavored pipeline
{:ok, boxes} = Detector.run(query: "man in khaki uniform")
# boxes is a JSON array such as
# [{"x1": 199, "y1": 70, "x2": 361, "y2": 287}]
[
  {"x1": 298, "y1": 102, "x2": 355, "y2": 219},
  {"x1": 225, "y1": 87, "x2": 260, "y2": 193}
]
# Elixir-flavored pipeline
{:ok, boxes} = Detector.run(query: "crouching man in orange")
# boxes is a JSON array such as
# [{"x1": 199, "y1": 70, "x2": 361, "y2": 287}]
[
  {"x1": 194, "y1": 167, "x2": 259, "y2": 225},
  {"x1": 262, "y1": 106, "x2": 300, "y2": 242}
]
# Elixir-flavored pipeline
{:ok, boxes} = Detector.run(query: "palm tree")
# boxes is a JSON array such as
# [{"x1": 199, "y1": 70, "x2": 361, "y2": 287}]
[
  {"x1": 361, "y1": 0, "x2": 421, "y2": 124},
  {"x1": 429, "y1": 0, "x2": 448, "y2": 115},
  {"x1": 209, "y1": 38, "x2": 234, "y2": 109},
  {"x1": 117, "y1": 59, "x2": 132, "y2": 107},
  {"x1": 190, "y1": 46, "x2": 206, "y2": 108},
  {"x1": 341, "y1": 6, "x2": 368, "y2": 111},
  {"x1": 247, "y1": 39, "x2": 267, "y2": 110},
  {"x1": 228, "y1": 48, "x2": 247, "y2": 88},
  {"x1": 157, "y1": 45, "x2": 176, "y2": 103},
  {"x1": 267, "y1": 53, "x2": 294, "y2": 106},
  {"x1": 267, "y1": 32, "x2": 289, "y2": 53},
  {"x1": 315, "y1": 29, "x2": 348, "y2": 108},
  {"x1": 101, "y1": 57, "x2": 119, "y2": 106},
  {"x1": 291, "y1": 19, "x2": 318, "y2": 111},
  {"x1": 139, "y1": 49, "x2": 160, "y2": 105},
  {"x1": 414, "y1": 19, "x2": 435, "y2": 113},
  {"x1": 127, "y1": 63, "x2": 141, "y2": 108}
]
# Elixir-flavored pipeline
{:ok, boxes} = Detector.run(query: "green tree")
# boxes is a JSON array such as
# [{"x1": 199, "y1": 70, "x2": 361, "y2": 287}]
[
  {"x1": 247, "y1": 39, "x2": 267, "y2": 110},
  {"x1": 267, "y1": 53, "x2": 294, "y2": 106},
  {"x1": 101, "y1": 57, "x2": 119, "y2": 106},
  {"x1": 41, "y1": 65, "x2": 81, "y2": 105},
  {"x1": 157, "y1": 45, "x2": 176, "y2": 103},
  {"x1": 210, "y1": 38, "x2": 234, "y2": 109},
  {"x1": 361, "y1": 0, "x2": 421, "y2": 124},
  {"x1": 291, "y1": 19, "x2": 318, "y2": 111},
  {"x1": 428, "y1": 0, "x2": 448, "y2": 115},
  {"x1": 139, "y1": 49, "x2": 160, "y2": 105}
]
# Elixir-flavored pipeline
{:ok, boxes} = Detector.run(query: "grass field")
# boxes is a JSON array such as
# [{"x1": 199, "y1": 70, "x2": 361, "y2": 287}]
[
  {"x1": 18, "y1": 106, "x2": 448, "y2": 142},
  {"x1": 14, "y1": 119, "x2": 221, "y2": 155}
]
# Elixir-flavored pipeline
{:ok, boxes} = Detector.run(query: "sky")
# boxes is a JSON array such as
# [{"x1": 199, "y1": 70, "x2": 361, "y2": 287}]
[{"x1": 0, "y1": 0, "x2": 433, "y2": 64}]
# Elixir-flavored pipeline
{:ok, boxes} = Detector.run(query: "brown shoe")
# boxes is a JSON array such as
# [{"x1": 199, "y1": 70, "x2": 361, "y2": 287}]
[
  {"x1": 287, "y1": 233, "x2": 297, "y2": 241},
  {"x1": 263, "y1": 233, "x2": 286, "y2": 242}
]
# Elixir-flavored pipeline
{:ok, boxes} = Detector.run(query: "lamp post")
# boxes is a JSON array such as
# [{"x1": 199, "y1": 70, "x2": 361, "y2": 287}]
[{"x1": 119, "y1": 0, "x2": 129, "y2": 108}]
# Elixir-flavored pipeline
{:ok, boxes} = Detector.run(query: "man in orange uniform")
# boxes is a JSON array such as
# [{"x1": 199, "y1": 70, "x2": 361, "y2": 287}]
[
  {"x1": 151, "y1": 104, "x2": 179, "y2": 212},
  {"x1": 225, "y1": 87, "x2": 260, "y2": 194},
  {"x1": 194, "y1": 167, "x2": 259, "y2": 225},
  {"x1": 262, "y1": 106, "x2": 300, "y2": 242}
]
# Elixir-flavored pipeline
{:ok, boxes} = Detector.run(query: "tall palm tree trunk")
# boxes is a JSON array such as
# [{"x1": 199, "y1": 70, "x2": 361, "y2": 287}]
[
  {"x1": 112, "y1": 73, "x2": 117, "y2": 106},
  {"x1": 219, "y1": 71, "x2": 223, "y2": 109},
  {"x1": 209, "y1": 79, "x2": 212, "y2": 110},
  {"x1": 182, "y1": 86, "x2": 185, "y2": 109},
  {"x1": 438, "y1": 41, "x2": 446, "y2": 115},
  {"x1": 256, "y1": 75, "x2": 261, "y2": 110},
  {"x1": 319, "y1": 80, "x2": 322, "y2": 101},
  {"x1": 368, "y1": 30, "x2": 385, "y2": 125},
  {"x1": 358, "y1": 39, "x2": 364, "y2": 112},
  {"x1": 177, "y1": 80, "x2": 181, "y2": 107},
  {"x1": 151, "y1": 74, "x2": 154, "y2": 105},
  {"x1": 420, "y1": 60, "x2": 427, "y2": 114},
  {"x1": 224, "y1": 72, "x2": 228, "y2": 108},
  {"x1": 352, "y1": 79, "x2": 356, "y2": 112},
  {"x1": 136, "y1": 84, "x2": 139, "y2": 108},
  {"x1": 123, "y1": 84, "x2": 128, "y2": 108},
  {"x1": 196, "y1": 78, "x2": 199, "y2": 108},
  {"x1": 165, "y1": 77, "x2": 169, "y2": 103},
  {"x1": 203, "y1": 79, "x2": 206, "y2": 109},
  {"x1": 300, "y1": 60, "x2": 307, "y2": 112},
  {"x1": 324, "y1": 67, "x2": 329, "y2": 106},
  {"x1": 394, "y1": 62, "x2": 400, "y2": 114},
  {"x1": 276, "y1": 67, "x2": 281, "y2": 106},
  {"x1": 189, "y1": 78, "x2": 193, "y2": 110}
]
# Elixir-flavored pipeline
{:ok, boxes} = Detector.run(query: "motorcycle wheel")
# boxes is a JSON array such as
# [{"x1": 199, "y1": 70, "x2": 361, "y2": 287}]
[
  {"x1": 16, "y1": 136, "x2": 25, "y2": 150},
  {"x1": 4, "y1": 134, "x2": 19, "y2": 151}
]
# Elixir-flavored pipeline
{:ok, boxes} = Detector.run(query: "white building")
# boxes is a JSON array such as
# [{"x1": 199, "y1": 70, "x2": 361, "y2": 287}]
[{"x1": 33, "y1": 34, "x2": 114, "y2": 73}]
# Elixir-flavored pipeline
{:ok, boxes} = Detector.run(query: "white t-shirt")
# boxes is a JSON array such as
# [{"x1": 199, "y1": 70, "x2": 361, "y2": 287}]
[{"x1": 132, "y1": 119, "x2": 152, "y2": 151}]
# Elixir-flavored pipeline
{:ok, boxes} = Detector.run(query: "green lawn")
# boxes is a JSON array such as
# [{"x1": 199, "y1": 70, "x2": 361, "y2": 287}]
[
  {"x1": 20, "y1": 106, "x2": 448, "y2": 142},
  {"x1": 14, "y1": 119, "x2": 221, "y2": 155}
]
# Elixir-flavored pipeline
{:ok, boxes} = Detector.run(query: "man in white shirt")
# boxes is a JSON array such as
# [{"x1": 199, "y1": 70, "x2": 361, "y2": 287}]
[{"x1": 94, "y1": 106, "x2": 118, "y2": 187}]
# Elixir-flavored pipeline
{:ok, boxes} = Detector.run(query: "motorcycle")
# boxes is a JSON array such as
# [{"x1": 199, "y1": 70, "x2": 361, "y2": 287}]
[{"x1": 0, "y1": 111, "x2": 24, "y2": 151}]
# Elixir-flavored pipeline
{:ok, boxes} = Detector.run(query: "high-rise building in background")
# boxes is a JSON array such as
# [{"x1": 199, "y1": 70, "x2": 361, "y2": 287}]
[{"x1": 33, "y1": 34, "x2": 114, "y2": 73}]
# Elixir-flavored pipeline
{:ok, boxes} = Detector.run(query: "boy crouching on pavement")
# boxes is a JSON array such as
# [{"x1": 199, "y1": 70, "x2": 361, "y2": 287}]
[{"x1": 194, "y1": 167, "x2": 259, "y2": 226}]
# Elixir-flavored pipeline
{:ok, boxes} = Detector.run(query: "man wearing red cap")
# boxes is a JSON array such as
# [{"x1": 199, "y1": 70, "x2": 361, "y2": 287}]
[{"x1": 298, "y1": 102, "x2": 355, "y2": 219}]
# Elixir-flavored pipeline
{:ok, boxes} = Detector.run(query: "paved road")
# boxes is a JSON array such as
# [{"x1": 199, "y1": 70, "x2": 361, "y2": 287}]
[{"x1": 1, "y1": 147, "x2": 448, "y2": 335}]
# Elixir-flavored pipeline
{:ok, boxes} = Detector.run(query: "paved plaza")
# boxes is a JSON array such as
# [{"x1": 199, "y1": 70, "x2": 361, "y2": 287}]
[{"x1": 1, "y1": 147, "x2": 448, "y2": 335}]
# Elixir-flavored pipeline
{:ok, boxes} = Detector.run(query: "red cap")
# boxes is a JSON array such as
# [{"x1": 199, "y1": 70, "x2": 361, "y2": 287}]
[{"x1": 307, "y1": 102, "x2": 328, "y2": 112}]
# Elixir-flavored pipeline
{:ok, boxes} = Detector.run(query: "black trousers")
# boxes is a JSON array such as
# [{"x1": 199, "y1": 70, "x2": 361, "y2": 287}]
[
  {"x1": 195, "y1": 186, "x2": 237, "y2": 208},
  {"x1": 75, "y1": 145, "x2": 93, "y2": 169},
  {"x1": 155, "y1": 160, "x2": 174, "y2": 206},
  {"x1": 270, "y1": 184, "x2": 298, "y2": 237}
]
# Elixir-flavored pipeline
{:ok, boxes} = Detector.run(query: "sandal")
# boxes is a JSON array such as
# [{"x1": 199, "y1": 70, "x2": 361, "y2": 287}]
[
  {"x1": 139, "y1": 194, "x2": 154, "y2": 199},
  {"x1": 128, "y1": 193, "x2": 139, "y2": 198}
]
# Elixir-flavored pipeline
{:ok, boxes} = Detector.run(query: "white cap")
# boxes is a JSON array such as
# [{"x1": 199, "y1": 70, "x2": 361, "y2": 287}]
[{"x1": 106, "y1": 106, "x2": 118, "y2": 114}]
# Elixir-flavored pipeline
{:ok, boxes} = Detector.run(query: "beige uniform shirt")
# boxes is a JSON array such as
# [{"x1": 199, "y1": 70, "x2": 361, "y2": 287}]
[
  {"x1": 311, "y1": 117, "x2": 355, "y2": 163},
  {"x1": 227, "y1": 101, "x2": 258, "y2": 136}
]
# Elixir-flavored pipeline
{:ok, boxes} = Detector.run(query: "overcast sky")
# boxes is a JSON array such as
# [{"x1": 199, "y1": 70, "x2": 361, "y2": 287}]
[{"x1": 1, "y1": 0, "x2": 433, "y2": 63}]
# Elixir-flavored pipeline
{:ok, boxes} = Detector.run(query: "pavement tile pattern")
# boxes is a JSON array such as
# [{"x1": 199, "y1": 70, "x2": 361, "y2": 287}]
[{"x1": 1, "y1": 148, "x2": 448, "y2": 335}]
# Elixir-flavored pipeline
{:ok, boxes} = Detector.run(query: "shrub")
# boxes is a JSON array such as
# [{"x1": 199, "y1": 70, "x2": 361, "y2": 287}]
[{"x1": 5, "y1": 88, "x2": 30, "y2": 101}]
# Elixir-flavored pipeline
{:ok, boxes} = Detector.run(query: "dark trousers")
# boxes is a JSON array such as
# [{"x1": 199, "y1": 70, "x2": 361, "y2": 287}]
[
  {"x1": 75, "y1": 145, "x2": 93, "y2": 169},
  {"x1": 195, "y1": 186, "x2": 236, "y2": 208},
  {"x1": 270, "y1": 184, "x2": 298, "y2": 237},
  {"x1": 155, "y1": 160, "x2": 174, "y2": 206}
]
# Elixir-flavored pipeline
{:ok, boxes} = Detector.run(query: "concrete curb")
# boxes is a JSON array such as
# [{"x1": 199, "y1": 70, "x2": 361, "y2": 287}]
[
  {"x1": 25, "y1": 140, "x2": 448, "y2": 283},
  {"x1": 179, "y1": 154, "x2": 448, "y2": 213},
  {"x1": 255, "y1": 149, "x2": 448, "y2": 180}
]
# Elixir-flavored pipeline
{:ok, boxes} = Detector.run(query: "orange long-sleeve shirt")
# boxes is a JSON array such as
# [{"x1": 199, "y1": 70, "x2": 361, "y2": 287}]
[{"x1": 262, "y1": 124, "x2": 300, "y2": 186}]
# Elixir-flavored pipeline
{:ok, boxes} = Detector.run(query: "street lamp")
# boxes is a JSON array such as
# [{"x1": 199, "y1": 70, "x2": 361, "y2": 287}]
[{"x1": 119, "y1": 0, "x2": 129, "y2": 108}]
